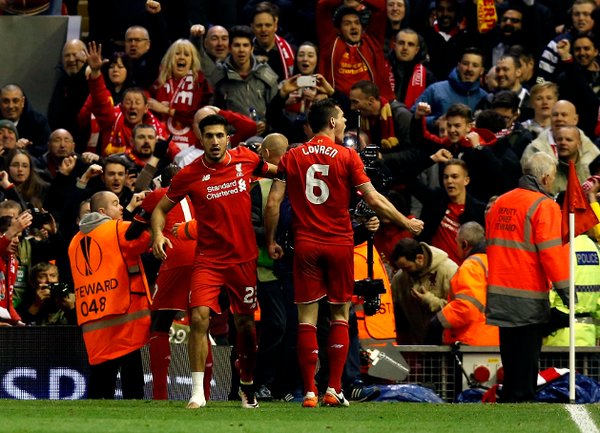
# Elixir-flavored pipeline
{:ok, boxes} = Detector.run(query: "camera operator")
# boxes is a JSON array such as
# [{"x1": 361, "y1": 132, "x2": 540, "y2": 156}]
[{"x1": 16, "y1": 262, "x2": 76, "y2": 326}]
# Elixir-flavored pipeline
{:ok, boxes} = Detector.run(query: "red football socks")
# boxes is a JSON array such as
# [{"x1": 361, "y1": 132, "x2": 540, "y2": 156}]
[
  {"x1": 327, "y1": 320, "x2": 349, "y2": 393},
  {"x1": 297, "y1": 322, "x2": 319, "y2": 394}
]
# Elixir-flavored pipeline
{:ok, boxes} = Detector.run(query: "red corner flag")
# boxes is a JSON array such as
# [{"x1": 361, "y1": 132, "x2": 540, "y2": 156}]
[{"x1": 561, "y1": 161, "x2": 599, "y2": 244}]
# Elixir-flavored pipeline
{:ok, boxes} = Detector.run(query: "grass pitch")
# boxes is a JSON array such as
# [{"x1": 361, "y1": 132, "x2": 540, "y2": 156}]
[{"x1": 3, "y1": 400, "x2": 599, "y2": 433}]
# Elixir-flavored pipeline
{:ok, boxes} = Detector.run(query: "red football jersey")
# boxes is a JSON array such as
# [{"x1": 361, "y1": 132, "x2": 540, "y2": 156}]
[
  {"x1": 166, "y1": 146, "x2": 269, "y2": 264},
  {"x1": 278, "y1": 135, "x2": 370, "y2": 245}
]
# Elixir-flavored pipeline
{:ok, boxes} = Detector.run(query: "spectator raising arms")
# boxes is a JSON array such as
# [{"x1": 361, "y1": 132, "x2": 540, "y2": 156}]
[{"x1": 85, "y1": 42, "x2": 166, "y2": 157}]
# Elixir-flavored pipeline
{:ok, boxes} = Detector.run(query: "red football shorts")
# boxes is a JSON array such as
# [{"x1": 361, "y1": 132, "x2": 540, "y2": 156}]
[
  {"x1": 293, "y1": 240, "x2": 354, "y2": 304},
  {"x1": 151, "y1": 266, "x2": 192, "y2": 311},
  {"x1": 189, "y1": 259, "x2": 258, "y2": 315}
]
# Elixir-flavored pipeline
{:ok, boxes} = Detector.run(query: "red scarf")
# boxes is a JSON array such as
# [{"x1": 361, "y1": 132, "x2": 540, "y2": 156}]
[
  {"x1": 275, "y1": 34, "x2": 295, "y2": 79},
  {"x1": 404, "y1": 64, "x2": 427, "y2": 108}
]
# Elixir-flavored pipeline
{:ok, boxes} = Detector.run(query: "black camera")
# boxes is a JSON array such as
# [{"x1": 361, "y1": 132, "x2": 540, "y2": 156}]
[
  {"x1": 48, "y1": 282, "x2": 70, "y2": 299},
  {"x1": 359, "y1": 144, "x2": 379, "y2": 166},
  {"x1": 29, "y1": 207, "x2": 53, "y2": 230},
  {"x1": 354, "y1": 278, "x2": 386, "y2": 316}
]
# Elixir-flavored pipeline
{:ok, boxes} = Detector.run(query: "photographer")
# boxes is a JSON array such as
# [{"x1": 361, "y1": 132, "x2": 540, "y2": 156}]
[{"x1": 16, "y1": 262, "x2": 76, "y2": 326}]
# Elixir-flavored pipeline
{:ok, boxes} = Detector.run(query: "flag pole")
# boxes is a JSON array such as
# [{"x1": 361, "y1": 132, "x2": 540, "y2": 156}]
[{"x1": 569, "y1": 212, "x2": 576, "y2": 403}]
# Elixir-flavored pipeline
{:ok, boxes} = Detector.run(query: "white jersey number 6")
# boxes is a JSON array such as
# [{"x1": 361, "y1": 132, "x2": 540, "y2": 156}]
[{"x1": 305, "y1": 164, "x2": 330, "y2": 204}]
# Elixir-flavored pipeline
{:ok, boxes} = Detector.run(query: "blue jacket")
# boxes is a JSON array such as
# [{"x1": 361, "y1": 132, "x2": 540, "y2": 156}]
[{"x1": 412, "y1": 68, "x2": 488, "y2": 128}]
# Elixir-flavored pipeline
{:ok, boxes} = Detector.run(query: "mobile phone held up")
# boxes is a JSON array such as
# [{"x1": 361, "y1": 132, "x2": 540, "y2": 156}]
[{"x1": 297, "y1": 75, "x2": 317, "y2": 87}]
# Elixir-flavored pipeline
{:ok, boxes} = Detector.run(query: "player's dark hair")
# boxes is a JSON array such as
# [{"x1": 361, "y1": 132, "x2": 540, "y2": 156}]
[
  {"x1": 198, "y1": 114, "x2": 229, "y2": 135},
  {"x1": 307, "y1": 99, "x2": 339, "y2": 134}
]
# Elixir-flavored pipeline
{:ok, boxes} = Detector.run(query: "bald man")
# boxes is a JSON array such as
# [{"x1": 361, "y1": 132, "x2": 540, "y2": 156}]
[
  {"x1": 174, "y1": 105, "x2": 259, "y2": 167},
  {"x1": 190, "y1": 25, "x2": 230, "y2": 86},
  {"x1": 68, "y1": 190, "x2": 151, "y2": 399},
  {"x1": 48, "y1": 39, "x2": 90, "y2": 152},
  {"x1": 521, "y1": 100, "x2": 600, "y2": 191}
]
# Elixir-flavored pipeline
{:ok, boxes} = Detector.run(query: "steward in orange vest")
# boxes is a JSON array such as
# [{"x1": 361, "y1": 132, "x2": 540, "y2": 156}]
[
  {"x1": 434, "y1": 222, "x2": 499, "y2": 346},
  {"x1": 68, "y1": 191, "x2": 151, "y2": 399},
  {"x1": 485, "y1": 152, "x2": 569, "y2": 403}
]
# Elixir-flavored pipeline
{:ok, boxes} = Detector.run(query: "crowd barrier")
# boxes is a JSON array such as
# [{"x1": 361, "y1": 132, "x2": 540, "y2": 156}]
[{"x1": 2, "y1": 327, "x2": 598, "y2": 402}]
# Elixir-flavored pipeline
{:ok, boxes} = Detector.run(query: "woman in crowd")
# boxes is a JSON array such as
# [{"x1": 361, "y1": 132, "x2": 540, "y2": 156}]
[
  {"x1": 3, "y1": 148, "x2": 48, "y2": 210},
  {"x1": 267, "y1": 42, "x2": 337, "y2": 142},
  {"x1": 149, "y1": 39, "x2": 212, "y2": 154}
]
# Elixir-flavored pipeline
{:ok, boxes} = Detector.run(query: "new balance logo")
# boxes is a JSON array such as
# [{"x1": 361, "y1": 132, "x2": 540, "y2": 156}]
[{"x1": 202, "y1": 174, "x2": 211, "y2": 181}]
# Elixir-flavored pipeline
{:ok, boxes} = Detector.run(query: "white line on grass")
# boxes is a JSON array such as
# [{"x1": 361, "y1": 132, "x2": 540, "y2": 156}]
[{"x1": 566, "y1": 404, "x2": 599, "y2": 433}]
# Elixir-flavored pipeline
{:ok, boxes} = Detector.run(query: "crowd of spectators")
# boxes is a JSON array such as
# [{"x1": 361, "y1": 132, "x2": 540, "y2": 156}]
[{"x1": 2, "y1": 0, "x2": 600, "y2": 401}]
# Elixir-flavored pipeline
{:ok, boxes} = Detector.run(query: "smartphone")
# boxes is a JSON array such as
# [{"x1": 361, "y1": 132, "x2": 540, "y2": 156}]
[{"x1": 297, "y1": 75, "x2": 317, "y2": 87}]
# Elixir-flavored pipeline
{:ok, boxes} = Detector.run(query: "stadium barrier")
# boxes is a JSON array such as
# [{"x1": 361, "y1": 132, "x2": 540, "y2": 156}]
[{"x1": 1, "y1": 327, "x2": 598, "y2": 402}]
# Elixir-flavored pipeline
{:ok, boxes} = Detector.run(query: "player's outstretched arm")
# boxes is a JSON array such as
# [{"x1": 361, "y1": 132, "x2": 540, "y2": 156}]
[{"x1": 358, "y1": 182, "x2": 424, "y2": 236}]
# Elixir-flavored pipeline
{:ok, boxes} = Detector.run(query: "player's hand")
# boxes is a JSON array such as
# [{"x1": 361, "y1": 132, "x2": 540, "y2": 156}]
[
  {"x1": 364, "y1": 216, "x2": 380, "y2": 233},
  {"x1": 172, "y1": 222, "x2": 182, "y2": 238},
  {"x1": 406, "y1": 218, "x2": 424, "y2": 236},
  {"x1": 152, "y1": 234, "x2": 173, "y2": 260},
  {"x1": 268, "y1": 243, "x2": 284, "y2": 260}
]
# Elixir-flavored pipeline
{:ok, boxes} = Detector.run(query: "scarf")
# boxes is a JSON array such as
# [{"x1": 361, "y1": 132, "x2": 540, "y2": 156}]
[
  {"x1": 275, "y1": 34, "x2": 295, "y2": 80},
  {"x1": 476, "y1": 0, "x2": 497, "y2": 33},
  {"x1": 404, "y1": 64, "x2": 426, "y2": 108},
  {"x1": 360, "y1": 97, "x2": 399, "y2": 149}
]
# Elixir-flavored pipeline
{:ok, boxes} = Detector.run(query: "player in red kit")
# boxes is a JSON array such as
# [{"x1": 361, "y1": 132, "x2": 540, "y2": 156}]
[
  {"x1": 151, "y1": 114, "x2": 276, "y2": 409},
  {"x1": 264, "y1": 99, "x2": 424, "y2": 407}
]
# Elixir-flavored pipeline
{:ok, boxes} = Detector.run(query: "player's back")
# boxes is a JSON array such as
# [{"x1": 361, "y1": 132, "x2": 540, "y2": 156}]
[{"x1": 280, "y1": 136, "x2": 370, "y2": 245}]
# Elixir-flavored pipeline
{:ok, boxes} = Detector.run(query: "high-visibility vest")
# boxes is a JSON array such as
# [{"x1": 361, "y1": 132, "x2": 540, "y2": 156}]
[
  {"x1": 545, "y1": 235, "x2": 600, "y2": 346},
  {"x1": 69, "y1": 221, "x2": 133, "y2": 324},
  {"x1": 438, "y1": 253, "x2": 499, "y2": 346},
  {"x1": 69, "y1": 220, "x2": 150, "y2": 365},
  {"x1": 486, "y1": 187, "x2": 569, "y2": 327}
]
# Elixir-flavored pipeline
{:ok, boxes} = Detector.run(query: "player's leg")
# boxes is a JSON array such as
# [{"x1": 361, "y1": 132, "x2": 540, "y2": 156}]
[
  {"x1": 321, "y1": 243, "x2": 354, "y2": 407},
  {"x1": 149, "y1": 309, "x2": 178, "y2": 400},
  {"x1": 321, "y1": 302, "x2": 351, "y2": 406},
  {"x1": 188, "y1": 305, "x2": 211, "y2": 408},
  {"x1": 293, "y1": 240, "x2": 329, "y2": 407},
  {"x1": 227, "y1": 260, "x2": 261, "y2": 408},
  {"x1": 187, "y1": 264, "x2": 224, "y2": 408},
  {"x1": 296, "y1": 301, "x2": 320, "y2": 407}
]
